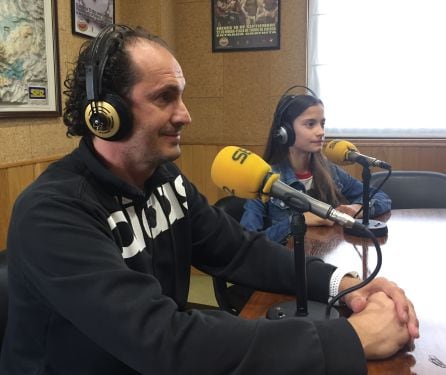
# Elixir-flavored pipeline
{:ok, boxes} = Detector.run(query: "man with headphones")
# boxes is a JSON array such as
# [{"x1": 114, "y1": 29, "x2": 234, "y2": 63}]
[{"x1": 1, "y1": 25, "x2": 418, "y2": 374}]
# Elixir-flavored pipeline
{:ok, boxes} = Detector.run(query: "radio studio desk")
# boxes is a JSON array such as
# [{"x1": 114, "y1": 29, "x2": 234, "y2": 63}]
[{"x1": 239, "y1": 209, "x2": 446, "y2": 374}]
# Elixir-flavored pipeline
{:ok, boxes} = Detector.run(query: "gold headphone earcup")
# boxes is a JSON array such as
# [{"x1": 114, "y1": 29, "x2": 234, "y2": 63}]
[
  {"x1": 84, "y1": 94, "x2": 132, "y2": 141},
  {"x1": 85, "y1": 101, "x2": 121, "y2": 139}
]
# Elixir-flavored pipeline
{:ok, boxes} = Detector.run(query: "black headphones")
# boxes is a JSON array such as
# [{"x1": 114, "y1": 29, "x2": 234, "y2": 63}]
[
  {"x1": 84, "y1": 24, "x2": 133, "y2": 141},
  {"x1": 273, "y1": 85, "x2": 318, "y2": 147}
]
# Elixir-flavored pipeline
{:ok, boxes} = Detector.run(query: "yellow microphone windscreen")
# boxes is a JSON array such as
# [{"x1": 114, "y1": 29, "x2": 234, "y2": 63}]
[
  {"x1": 323, "y1": 139, "x2": 358, "y2": 165},
  {"x1": 211, "y1": 146, "x2": 277, "y2": 200}
]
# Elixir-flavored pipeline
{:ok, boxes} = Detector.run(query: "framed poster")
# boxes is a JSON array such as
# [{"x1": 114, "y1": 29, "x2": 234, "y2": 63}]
[
  {"x1": 0, "y1": 0, "x2": 61, "y2": 118},
  {"x1": 71, "y1": 0, "x2": 115, "y2": 38},
  {"x1": 212, "y1": 0, "x2": 280, "y2": 52}
]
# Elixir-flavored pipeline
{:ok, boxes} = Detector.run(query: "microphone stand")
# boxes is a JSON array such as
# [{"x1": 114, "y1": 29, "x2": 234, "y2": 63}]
[
  {"x1": 266, "y1": 210, "x2": 339, "y2": 320},
  {"x1": 344, "y1": 160, "x2": 388, "y2": 238}
]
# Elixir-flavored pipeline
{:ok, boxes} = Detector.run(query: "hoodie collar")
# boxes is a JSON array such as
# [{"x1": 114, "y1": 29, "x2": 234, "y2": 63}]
[{"x1": 78, "y1": 137, "x2": 176, "y2": 201}]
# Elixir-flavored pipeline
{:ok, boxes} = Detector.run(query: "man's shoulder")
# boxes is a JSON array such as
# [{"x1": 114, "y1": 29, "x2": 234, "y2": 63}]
[{"x1": 15, "y1": 150, "x2": 90, "y2": 205}]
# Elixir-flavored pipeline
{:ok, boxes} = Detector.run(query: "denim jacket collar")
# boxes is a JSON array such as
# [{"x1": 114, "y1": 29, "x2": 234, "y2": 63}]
[{"x1": 272, "y1": 159, "x2": 306, "y2": 191}]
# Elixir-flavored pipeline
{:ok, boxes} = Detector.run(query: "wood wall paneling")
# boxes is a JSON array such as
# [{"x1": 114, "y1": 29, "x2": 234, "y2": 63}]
[
  {"x1": 0, "y1": 169, "x2": 9, "y2": 250},
  {"x1": 0, "y1": 158, "x2": 60, "y2": 250}
]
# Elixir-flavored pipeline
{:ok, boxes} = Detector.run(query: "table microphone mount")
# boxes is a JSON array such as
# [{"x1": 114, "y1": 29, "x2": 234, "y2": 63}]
[
  {"x1": 344, "y1": 158, "x2": 388, "y2": 238},
  {"x1": 266, "y1": 210, "x2": 339, "y2": 321}
]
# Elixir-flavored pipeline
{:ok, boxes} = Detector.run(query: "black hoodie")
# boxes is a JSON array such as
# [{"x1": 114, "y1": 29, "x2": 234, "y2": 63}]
[{"x1": 0, "y1": 137, "x2": 366, "y2": 374}]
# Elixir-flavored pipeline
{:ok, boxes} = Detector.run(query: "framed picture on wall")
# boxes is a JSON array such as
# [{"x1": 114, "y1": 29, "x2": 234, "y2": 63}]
[
  {"x1": 212, "y1": 0, "x2": 280, "y2": 52},
  {"x1": 0, "y1": 0, "x2": 61, "y2": 118},
  {"x1": 71, "y1": 0, "x2": 115, "y2": 38}
]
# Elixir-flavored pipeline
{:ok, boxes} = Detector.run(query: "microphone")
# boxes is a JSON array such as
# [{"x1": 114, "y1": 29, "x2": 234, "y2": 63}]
[
  {"x1": 211, "y1": 146, "x2": 365, "y2": 231},
  {"x1": 323, "y1": 140, "x2": 389, "y2": 238},
  {"x1": 323, "y1": 139, "x2": 391, "y2": 170}
]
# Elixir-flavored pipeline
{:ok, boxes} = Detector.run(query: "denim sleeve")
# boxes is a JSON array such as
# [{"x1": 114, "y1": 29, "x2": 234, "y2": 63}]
[
  {"x1": 368, "y1": 188, "x2": 392, "y2": 217},
  {"x1": 240, "y1": 199, "x2": 290, "y2": 243},
  {"x1": 333, "y1": 165, "x2": 391, "y2": 217}
]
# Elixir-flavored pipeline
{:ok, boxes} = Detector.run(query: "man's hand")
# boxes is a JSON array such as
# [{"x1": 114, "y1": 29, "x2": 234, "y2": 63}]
[
  {"x1": 339, "y1": 276, "x2": 419, "y2": 340},
  {"x1": 347, "y1": 292, "x2": 410, "y2": 359}
]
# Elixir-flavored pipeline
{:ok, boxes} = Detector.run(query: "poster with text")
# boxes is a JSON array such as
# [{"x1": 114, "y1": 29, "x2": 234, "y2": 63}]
[
  {"x1": 212, "y1": 0, "x2": 280, "y2": 52},
  {"x1": 72, "y1": 0, "x2": 114, "y2": 38}
]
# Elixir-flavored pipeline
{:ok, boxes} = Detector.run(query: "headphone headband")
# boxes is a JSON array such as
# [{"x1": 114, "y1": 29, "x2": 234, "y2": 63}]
[
  {"x1": 281, "y1": 85, "x2": 317, "y2": 98},
  {"x1": 86, "y1": 24, "x2": 131, "y2": 102},
  {"x1": 84, "y1": 24, "x2": 134, "y2": 141},
  {"x1": 273, "y1": 85, "x2": 318, "y2": 146},
  {"x1": 275, "y1": 85, "x2": 318, "y2": 124}
]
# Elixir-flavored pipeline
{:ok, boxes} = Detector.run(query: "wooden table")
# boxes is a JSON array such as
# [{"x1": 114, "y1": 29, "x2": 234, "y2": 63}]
[{"x1": 239, "y1": 209, "x2": 446, "y2": 374}]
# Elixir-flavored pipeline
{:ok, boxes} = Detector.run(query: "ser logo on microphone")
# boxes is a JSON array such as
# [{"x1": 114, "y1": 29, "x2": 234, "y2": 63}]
[{"x1": 231, "y1": 148, "x2": 251, "y2": 164}]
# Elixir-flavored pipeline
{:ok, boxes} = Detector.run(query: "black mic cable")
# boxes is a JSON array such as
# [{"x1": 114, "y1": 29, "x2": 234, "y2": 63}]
[
  {"x1": 352, "y1": 168, "x2": 392, "y2": 219},
  {"x1": 325, "y1": 226, "x2": 382, "y2": 318}
]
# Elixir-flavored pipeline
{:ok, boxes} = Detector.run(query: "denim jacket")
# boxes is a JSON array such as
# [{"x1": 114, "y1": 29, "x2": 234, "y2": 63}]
[{"x1": 240, "y1": 160, "x2": 391, "y2": 243}]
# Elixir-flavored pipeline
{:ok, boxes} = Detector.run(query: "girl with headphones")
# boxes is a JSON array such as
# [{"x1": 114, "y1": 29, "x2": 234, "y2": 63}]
[{"x1": 240, "y1": 91, "x2": 391, "y2": 243}]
